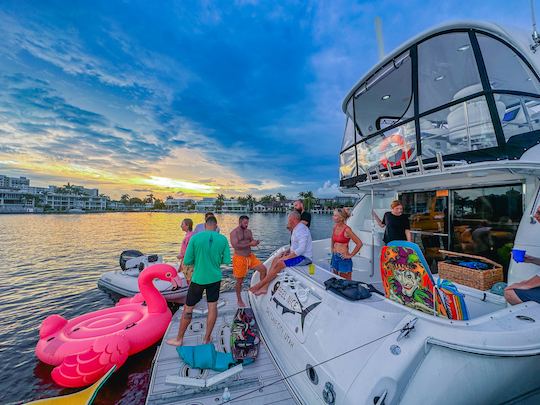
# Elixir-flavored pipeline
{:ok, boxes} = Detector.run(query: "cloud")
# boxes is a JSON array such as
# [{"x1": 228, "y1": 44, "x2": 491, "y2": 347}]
[{"x1": 316, "y1": 180, "x2": 342, "y2": 198}]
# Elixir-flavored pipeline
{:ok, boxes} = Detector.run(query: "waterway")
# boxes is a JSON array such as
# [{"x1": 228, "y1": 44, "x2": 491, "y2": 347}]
[{"x1": 0, "y1": 212, "x2": 333, "y2": 404}]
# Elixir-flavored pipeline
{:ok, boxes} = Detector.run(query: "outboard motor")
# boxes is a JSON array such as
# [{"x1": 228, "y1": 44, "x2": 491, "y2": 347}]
[{"x1": 119, "y1": 250, "x2": 162, "y2": 274}]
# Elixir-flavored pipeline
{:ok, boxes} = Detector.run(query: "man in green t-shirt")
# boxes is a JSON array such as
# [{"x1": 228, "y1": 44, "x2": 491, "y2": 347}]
[{"x1": 167, "y1": 216, "x2": 231, "y2": 346}]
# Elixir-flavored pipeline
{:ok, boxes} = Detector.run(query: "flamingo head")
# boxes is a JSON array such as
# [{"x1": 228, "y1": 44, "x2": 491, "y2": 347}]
[
  {"x1": 39, "y1": 314, "x2": 68, "y2": 339},
  {"x1": 140, "y1": 263, "x2": 178, "y2": 283}
]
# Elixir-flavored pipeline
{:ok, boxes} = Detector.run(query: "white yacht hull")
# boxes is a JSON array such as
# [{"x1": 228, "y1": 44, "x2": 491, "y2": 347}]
[{"x1": 249, "y1": 252, "x2": 540, "y2": 405}]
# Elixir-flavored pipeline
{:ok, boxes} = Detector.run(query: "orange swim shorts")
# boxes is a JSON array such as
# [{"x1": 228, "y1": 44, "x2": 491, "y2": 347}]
[{"x1": 232, "y1": 253, "x2": 262, "y2": 278}]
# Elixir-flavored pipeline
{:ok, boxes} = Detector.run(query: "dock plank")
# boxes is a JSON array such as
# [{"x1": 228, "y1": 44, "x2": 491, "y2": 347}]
[{"x1": 146, "y1": 292, "x2": 298, "y2": 405}]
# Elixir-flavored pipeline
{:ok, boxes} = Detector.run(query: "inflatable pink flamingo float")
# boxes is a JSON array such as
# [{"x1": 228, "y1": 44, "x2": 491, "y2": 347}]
[{"x1": 35, "y1": 263, "x2": 178, "y2": 387}]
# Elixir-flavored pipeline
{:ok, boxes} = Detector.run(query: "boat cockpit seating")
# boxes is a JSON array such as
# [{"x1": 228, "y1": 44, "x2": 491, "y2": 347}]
[
  {"x1": 380, "y1": 241, "x2": 469, "y2": 320},
  {"x1": 447, "y1": 83, "x2": 505, "y2": 148}
]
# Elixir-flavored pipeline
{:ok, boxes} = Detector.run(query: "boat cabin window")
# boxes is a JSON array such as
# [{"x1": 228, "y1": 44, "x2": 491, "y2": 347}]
[
  {"x1": 400, "y1": 185, "x2": 523, "y2": 277},
  {"x1": 451, "y1": 184, "x2": 523, "y2": 276},
  {"x1": 418, "y1": 32, "x2": 481, "y2": 113},
  {"x1": 340, "y1": 27, "x2": 540, "y2": 185},
  {"x1": 353, "y1": 51, "x2": 414, "y2": 137},
  {"x1": 477, "y1": 34, "x2": 540, "y2": 142},
  {"x1": 420, "y1": 95, "x2": 498, "y2": 157}
]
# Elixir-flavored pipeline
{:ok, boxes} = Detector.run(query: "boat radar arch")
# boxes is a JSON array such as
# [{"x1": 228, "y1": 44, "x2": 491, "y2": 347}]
[{"x1": 339, "y1": 21, "x2": 540, "y2": 190}]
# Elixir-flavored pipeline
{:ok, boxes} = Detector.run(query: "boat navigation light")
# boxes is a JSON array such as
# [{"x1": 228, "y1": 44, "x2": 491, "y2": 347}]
[
  {"x1": 457, "y1": 45, "x2": 470, "y2": 52},
  {"x1": 382, "y1": 94, "x2": 391, "y2": 100}
]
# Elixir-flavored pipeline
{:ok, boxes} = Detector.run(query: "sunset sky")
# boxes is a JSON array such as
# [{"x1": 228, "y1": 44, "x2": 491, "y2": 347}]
[{"x1": 0, "y1": 0, "x2": 533, "y2": 200}]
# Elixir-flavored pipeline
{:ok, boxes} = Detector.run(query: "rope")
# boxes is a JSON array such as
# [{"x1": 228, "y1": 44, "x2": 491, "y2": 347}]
[{"x1": 224, "y1": 323, "x2": 415, "y2": 403}]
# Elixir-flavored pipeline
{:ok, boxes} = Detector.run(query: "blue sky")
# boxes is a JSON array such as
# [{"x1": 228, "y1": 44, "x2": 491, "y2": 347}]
[{"x1": 0, "y1": 0, "x2": 534, "y2": 199}]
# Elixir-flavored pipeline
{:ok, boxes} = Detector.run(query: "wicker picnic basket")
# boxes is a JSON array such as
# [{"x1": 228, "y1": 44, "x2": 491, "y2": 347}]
[{"x1": 438, "y1": 250, "x2": 503, "y2": 290}]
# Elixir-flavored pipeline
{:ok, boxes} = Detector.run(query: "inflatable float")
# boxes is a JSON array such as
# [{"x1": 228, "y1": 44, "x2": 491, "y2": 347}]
[
  {"x1": 97, "y1": 250, "x2": 188, "y2": 303},
  {"x1": 36, "y1": 264, "x2": 177, "y2": 388},
  {"x1": 25, "y1": 365, "x2": 115, "y2": 404}
]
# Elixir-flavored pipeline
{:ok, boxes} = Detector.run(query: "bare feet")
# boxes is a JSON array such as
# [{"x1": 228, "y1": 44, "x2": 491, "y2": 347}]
[
  {"x1": 166, "y1": 337, "x2": 184, "y2": 346},
  {"x1": 238, "y1": 299, "x2": 246, "y2": 307},
  {"x1": 249, "y1": 285, "x2": 259, "y2": 293},
  {"x1": 254, "y1": 287, "x2": 268, "y2": 296}
]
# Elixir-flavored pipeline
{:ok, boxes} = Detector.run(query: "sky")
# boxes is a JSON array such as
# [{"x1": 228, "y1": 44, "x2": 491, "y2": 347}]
[{"x1": 0, "y1": 0, "x2": 535, "y2": 200}]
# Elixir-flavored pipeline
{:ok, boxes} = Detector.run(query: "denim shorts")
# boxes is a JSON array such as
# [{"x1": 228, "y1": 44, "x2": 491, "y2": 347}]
[
  {"x1": 515, "y1": 287, "x2": 540, "y2": 304},
  {"x1": 331, "y1": 253, "x2": 353, "y2": 273}
]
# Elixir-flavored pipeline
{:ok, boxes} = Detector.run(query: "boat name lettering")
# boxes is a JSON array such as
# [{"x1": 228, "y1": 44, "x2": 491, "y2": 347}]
[{"x1": 265, "y1": 307, "x2": 294, "y2": 348}]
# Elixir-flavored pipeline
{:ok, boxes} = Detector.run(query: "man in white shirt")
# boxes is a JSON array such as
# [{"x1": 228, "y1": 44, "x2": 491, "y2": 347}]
[
  {"x1": 249, "y1": 211, "x2": 312, "y2": 296},
  {"x1": 193, "y1": 212, "x2": 220, "y2": 234}
]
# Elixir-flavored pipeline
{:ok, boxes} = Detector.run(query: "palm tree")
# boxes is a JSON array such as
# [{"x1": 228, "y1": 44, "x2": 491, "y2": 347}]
[
  {"x1": 298, "y1": 191, "x2": 315, "y2": 212},
  {"x1": 215, "y1": 194, "x2": 225, "y2": 212},
  {"x1": 145, "y1": 193, "x2": 155, "y2": 204},
  {"x1": 246, "y1": 194, "x2": 255, "y2": 212},
  {"x1": 276, "y1": 192, "x2": 287, "y2": 212},
  {"x1": 120, "y1": 194, "x2": 130, "y2": 205}
]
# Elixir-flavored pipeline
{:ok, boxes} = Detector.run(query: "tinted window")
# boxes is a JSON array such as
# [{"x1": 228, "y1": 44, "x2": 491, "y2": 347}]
[
  {"x1": 418, "y1": 33, "x2": 482, "y2": 113},
  {"x1": 452, "y1": 185, "x2": 523, "y2": 274},
  {"x1": 353, "y1": 51, "x2": 413, "y2": 137},
  {"x1": 420, "y1": 95, "x2": 497, "y2": 158},
  {"x1": 478, "y1": 34, "x2": 540, "y2": 94}
]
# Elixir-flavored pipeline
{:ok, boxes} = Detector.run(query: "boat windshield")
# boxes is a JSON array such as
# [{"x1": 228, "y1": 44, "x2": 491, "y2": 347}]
[{"x1": 340, "y1": 29, "x2": 540, "y2": 184}]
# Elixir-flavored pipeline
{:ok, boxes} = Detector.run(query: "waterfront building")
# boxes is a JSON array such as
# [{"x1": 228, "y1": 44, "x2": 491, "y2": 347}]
[
  {"x1": 164, "y1": 198, "x2": 190, "y2": 211},
  {"x1": 0, "y1": 175, "x2": 30, "y2": 189},
  {"x1": 221, "y1": 198, "x2": 248, "y2": 213},
  {"x1": 195, "y1": 197, "x2": 216, "y2": 212}
]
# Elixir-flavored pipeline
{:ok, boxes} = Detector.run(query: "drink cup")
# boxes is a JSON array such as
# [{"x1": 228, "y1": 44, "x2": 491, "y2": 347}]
[
  {"x1": 308, "y1": 263, "x2": 315, "y2": 275},
  {"x1": 512, "y1": 249, "x2": 526, "y2": 263}
]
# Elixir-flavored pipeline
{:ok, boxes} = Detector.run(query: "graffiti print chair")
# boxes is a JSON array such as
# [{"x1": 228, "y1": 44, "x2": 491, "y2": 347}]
[{"x1": 380, "y1": 241, "x2": 469, "y2": 320}]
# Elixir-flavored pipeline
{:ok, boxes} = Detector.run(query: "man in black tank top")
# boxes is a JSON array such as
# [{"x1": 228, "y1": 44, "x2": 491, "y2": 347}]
[{"x1": 294, "y1": 200, "x2": 311, "y2": 228}]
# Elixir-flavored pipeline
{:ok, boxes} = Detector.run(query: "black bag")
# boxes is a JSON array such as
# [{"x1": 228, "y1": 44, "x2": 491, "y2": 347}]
[{"x1": 324, "y1": 278, "x2": 372, "y2": 301}]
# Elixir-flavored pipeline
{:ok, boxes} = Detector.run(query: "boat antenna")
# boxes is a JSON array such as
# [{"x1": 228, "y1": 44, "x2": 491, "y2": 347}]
[
  {"x1": 375, "y1": 16, "x2": 385, "y2": 61},
  {"x1": 531, "y1": 0, "x2": 540, "y2": 52}
]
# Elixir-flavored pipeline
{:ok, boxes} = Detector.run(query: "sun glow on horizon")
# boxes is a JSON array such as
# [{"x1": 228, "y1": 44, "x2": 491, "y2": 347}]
[{"x1": 142, "y1": 176, "x2": 216, "y2": 194}]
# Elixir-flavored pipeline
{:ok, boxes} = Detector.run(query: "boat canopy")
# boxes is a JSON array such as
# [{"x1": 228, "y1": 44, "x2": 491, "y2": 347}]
[{"x1": 340, "y1": 22, "x2": 540, "y2": 187}]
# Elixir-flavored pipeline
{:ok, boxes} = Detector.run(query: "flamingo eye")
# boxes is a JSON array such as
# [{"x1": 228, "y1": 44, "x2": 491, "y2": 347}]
[{"x1": 166, "y1": 272, "x2": 172, "y2": 278}]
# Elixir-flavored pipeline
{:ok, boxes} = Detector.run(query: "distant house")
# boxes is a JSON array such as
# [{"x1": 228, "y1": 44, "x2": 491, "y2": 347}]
[
  {"x1": 221, "y1": 199, "x2": 248, "y2": 213},
  {"x1": 195, "y1": 197, "x2": 216, "y2": 212},
  {"x1": 165, "y1": 198, "x2": 191, "y2": 211},
  {"x1": 253, "y1": 204, "x2": 267, "y2": 212}
]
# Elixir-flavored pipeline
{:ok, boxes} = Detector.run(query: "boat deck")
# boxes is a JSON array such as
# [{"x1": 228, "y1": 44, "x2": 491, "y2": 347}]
[{"x1": 145, "y1": 292, "x2": 298, "y2": 405}]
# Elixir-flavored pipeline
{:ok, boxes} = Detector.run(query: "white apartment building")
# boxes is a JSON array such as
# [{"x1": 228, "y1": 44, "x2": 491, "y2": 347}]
[{"x1": 0, "y1": 175, "x2": 30, "y2": 189}]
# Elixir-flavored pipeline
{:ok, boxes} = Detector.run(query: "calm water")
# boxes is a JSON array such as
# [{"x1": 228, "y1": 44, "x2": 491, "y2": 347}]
[{"x1": 0, "y1": 212, "x2": 333, "y2": 404}]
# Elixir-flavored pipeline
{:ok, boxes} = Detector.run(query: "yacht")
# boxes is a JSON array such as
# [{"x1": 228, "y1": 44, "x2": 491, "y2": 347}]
[{"x1": 249, "y1": 21, "x2": 540, "y2": 404}]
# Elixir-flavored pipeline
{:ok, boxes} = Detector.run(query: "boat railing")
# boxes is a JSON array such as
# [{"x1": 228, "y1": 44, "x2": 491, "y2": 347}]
[{"x1": 363, "y1": 152, "x2": 468, "y2": 183}]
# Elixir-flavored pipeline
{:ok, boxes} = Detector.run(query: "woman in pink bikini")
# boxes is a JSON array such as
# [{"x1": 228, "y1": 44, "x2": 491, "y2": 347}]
[
  {"x1": 177, "y1": 218, "x2": 194, "y2": 284},
  {"x1": 331, "y1": 208, "x2": 363, "y2": 280}
]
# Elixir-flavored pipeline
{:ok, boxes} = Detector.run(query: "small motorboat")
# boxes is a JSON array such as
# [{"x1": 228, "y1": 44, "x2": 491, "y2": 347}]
[{"x1": 98, "y1": 250, "x2": 188, "y2": 303}]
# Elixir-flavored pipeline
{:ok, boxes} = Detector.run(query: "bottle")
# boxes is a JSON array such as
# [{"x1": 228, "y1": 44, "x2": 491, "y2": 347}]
[
  {"x1": 308, "y1": 263, "x2": 315, "y2": 275},
  {"x1": 222, "y1": 387, "x2": 231, "y2": 402}
]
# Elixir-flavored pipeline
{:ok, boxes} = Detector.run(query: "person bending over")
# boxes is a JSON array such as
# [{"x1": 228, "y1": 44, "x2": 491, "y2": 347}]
[
  {"x1": 331, "y1": 207, "x2": 363, "y2": 280},
  {"x1": 167, "y1": 216, "x2": 231, "y2": 346},
  {"x1": 230, "y1": 215, "x2": 267, "y2": 307},
  {"x1": 249, "y1": 211, "x2": 312, "y2": 296}
]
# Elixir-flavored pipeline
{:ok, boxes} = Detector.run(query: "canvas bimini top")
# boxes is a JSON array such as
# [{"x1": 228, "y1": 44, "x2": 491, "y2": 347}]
[{"x1": 339, "y1": 21, "x2": 540, "y2": 188}]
